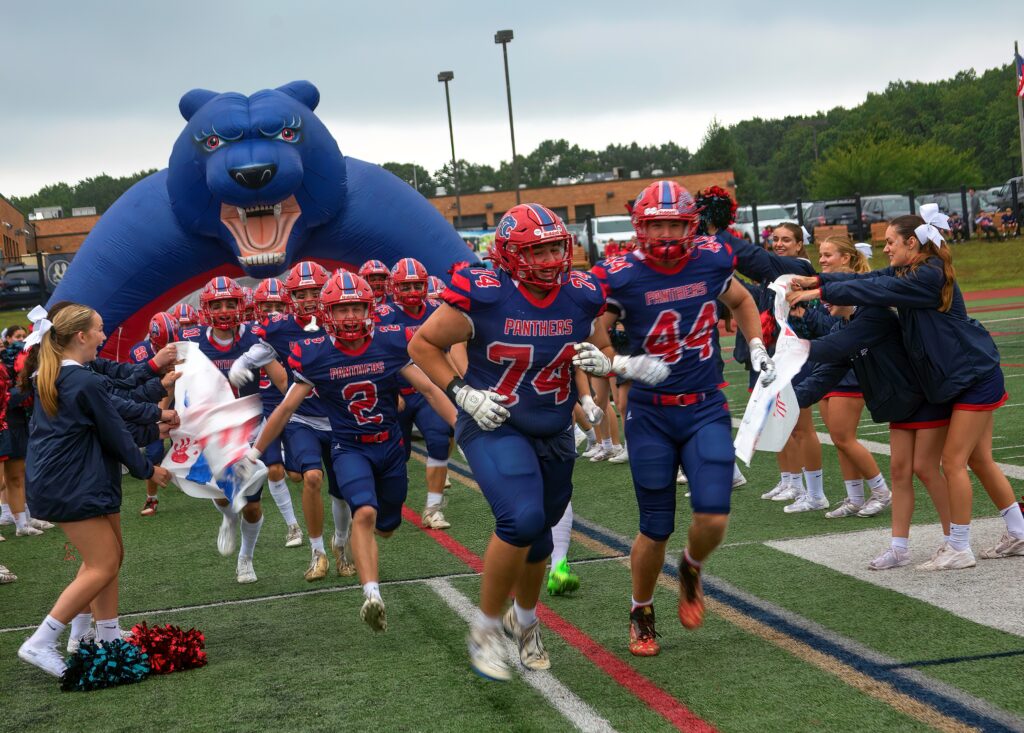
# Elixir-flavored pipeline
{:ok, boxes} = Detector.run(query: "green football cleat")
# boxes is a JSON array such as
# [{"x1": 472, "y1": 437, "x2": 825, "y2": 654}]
[{"x1": 546, "y1": 558, "x2": 580, "y2": 596}]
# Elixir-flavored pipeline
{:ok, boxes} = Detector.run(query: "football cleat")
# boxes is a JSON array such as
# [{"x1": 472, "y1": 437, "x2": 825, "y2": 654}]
[
  {"x1": 140, "y1": 497, "x2": 159, "y2": 516},
  {"x1": 305, "y1": 550, "x2": 329, "y2": 581},
  {"x1": 979, "y1": 532, "x2": 1024, "y2": 559},
  {"x1": 360, "y1": 595, "x2": 387, "y2": 632},
  {"x1": 588, "y1": 445, "x2": 615, "y2": 462},
  {"x1": 421, "y1": 505, "x2": 451, "y2": 530},
  {"x1": 772, "y1": 484, "x2": 803, "y2": 502},
  {"x1": 284, "y1": 523, "x2": 303, "y2": 548},
  {"x1": 628, "y1": 605, "x2": 661, "y2": 657},
  {"x1": 760, "y1": 481, "x2": 786, "y2": 499},
  {"x1": 217, "y1": 513, "x2": 240, "y2": 557},
  {"x1": 18, "y1": 640, "x2": 67, "y2": 678},
  {"x1": 330, "y1": 536, "x2": 357, "y2": 577},
  {"x1": 868, "y1": 546, "x2": 910, "y2": 570},
  {"x1": 677, "y1": 553, "x2": 705, "y2": 630},
  {"x1": 546, "y1": 558, "x2": 580, "y2": 596},
  {"x1": 468, "y1": 623, "x2": 512, "y2": 681},
  {"x1": 0, "y1": 512, "x2": 16, "y2": 525},
  {"x1": 236, "y1": 555, "x2": 257, "y2": 584},
  {"x1": 502, "y1": 606, "x2": 550, "y2": 670},
  {"x1": 731, "y1": 467, "x2": 747, "y2": 489}
]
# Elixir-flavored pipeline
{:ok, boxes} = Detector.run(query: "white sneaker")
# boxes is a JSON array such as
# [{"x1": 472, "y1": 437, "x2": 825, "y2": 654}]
[
  {"x1": 67, "y1": 627, "x2": 96, "y2": 654},
  {"x1": 15, "y1": 525, "x2": 43, "y2": 537},
  {"x1": 422, "y1": 505, "x2": 451, "y2": 529},
  {"x1": 869, "y1": 546, "x2": 910, "y2": 570},
  {"x1": 857, "y1": 492, "x2": 892, "y2": 517},
  {"x1": 29, "y1": 518, "x2": 54, "y2": 530},
  {"x1": 468, "y1": 623, "x2": 511, "y2": 681},
  {"x1": 360, "y1": 595, "x2": 387, "y2": 632},
  {"x1": 18, "y1": 640, "x2": 67, "y2": 677},
  {"x1": 772, "y1": 485, "x2": 803, "y2": 502},
  {"x1": 502, "y1": 607, "x2": 550, "y2": 670},
  {"x1": 731, "y1": 469, "x2": 747, "y2": 489},
  {"x1": 914, "y1": 542, "x2": 947, "y2": 570},
  {"x1": 236, "y1": 555, "x2": 257, "y2": 584},
  {"x1": 760, "y1": 481, "x2": 785, "y2": 499},
  {"x1": 825, "y1": 498, "x2": 864, "y2": 519},
  {"x1": 588, "y1": 446, "x2": 614, "y2": 462},
  {"x1": 284, "y1": 523, "x2": 303, "y2": 548},
  {"x1": 580, "y1": 443, "x2": 604, "y2": 460},
  {"x1": 918, "y1": 544, "x2": 976, "y2": 571},
  {"x1": 0, "y1": 564, "x2": 16, "y2": 583},
  {"x1": 979, "y1": 532, "x2": 1024, "y2": 559},
  {"x1": 0, "y1": 512, "x2": 15, "y2": 526},
  {"x1": 217, "y1": 513, "x2": 240, "y2": 557},
  {"x1": 783, "y1": 494, "x2": 829, "y2": 513},
  {"x1": 677, "y1": 469, "x2": 688, "y2": 485},
  {"x1": 608, "y1": 445, "x2": 629, "y2": 464}
]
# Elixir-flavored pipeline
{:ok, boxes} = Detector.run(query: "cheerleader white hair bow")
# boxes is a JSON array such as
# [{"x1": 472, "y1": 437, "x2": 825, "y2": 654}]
[
  {"x1": 801, "y1": 225, "x2": 811, "y2": 244},
  {"x1": 24, "y1": 305, "x2": 52, "y2": 348},
  {"x1": 854, "y1": 242, "x2": 873, "y2": 259},
  {"x1": 914, "y1": 203, "x2": 949, "y2": 248}
]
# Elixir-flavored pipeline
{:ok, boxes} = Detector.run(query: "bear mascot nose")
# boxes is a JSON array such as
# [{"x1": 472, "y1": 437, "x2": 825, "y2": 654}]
[{"x1": 230, "y1": 163, "x2": 278, "y2": 189}]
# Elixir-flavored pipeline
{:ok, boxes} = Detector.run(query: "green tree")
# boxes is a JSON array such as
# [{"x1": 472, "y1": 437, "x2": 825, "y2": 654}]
[{"x1": 381, "y1": 162, "x2": 434, "y2": 197}]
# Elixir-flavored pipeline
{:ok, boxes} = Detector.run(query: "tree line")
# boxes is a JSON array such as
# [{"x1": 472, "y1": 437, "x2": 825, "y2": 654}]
[{"x1": 10, "y1": 62, "x2": 1021, "y2": 213}]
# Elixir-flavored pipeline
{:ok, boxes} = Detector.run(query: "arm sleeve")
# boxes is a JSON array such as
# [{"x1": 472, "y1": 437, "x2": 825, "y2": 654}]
[
  {"x1": 240, "y1": 340, "x2": 280, "y2": 369},
  {"x1": 77, "y1": 375, "x2": 154, "y2": 479},
  {"x1": 807, "y1": 309, "x2": 892, "y2": 364},
  {"x1": 107, "y1": 391, "x2": 162, "y2": 426},
  {"x1": 126, "y1": 421, "x2": 160, "y2": 448},
  {"x1": 819, "y1": 265, "x2": 943, "y2": 309},
  {"x1": 91, "y1": 357, "x2": 154, "y2": 386},
  {"x1": 794, "y1": 362, "x2": 848, "y2": 409},
  {"x1": 798, "y1": 303, "x2": 839, "y2": 339}
]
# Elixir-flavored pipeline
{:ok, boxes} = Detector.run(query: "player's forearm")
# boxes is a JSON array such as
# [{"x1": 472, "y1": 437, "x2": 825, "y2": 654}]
[
  {"x1": 423, "y1": 383, "x2": 457, "y2": 428},
  {"x1": 408, "y1": 334, "x2": 459, "y2": 394},
  {"x1": 730, "y1": 292, "x2": 764, "y2": 346},
  {"x1": 253, "y1": 391, "x2": 302, "y2": 454}
]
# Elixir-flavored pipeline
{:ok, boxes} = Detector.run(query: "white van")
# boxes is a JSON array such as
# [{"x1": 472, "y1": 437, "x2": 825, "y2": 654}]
[{"x1": 590, "y1": 215, "x2": 636, "y2": 255}]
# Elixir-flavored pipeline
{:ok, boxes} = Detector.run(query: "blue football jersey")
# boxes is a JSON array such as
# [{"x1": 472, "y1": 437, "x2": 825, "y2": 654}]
[
  {"x1": 592, "y1": 239, "x2": 736, "y2": 397},
  {"x1": 443, "y1": 267, "x2": 605, "y2": 437},
  {"x1": 287, "y1": 328, "x2": 411, "y2": 441},
  {"x1": 127, "y1": 340, "x2": 156, "y2": 366},
  {"x1": 376, "y1": 300, "x2": 440, "y2": 391},
  {"x1": 251, "y1": 313, "x2": 328, "y2": 420},
  {"x1": 183, "y1": 325, "x2": 262, "y2": 398}
]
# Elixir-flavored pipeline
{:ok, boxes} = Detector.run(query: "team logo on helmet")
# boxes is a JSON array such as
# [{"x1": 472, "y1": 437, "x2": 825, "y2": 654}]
[{"x1": 498, "y1": 214, "x2": 517, "y2": 240}]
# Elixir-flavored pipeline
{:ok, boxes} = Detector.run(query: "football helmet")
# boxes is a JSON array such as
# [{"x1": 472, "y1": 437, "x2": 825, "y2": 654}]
[
  {"x1": 241, "y1": 286, "x2": 257, "y2": 322},
  {"x1": 319, "y1": 271, "x2": 375, "y2": 341},
  {"x1": 630, "y1": 180, "x2": 700, "y2": 263},
  {"x1": 493, "y1": 203, "x2": 571, "y2": 290},
  {"x1": 199, "y1": 276, "x2": 245, "y2": 329},
  {"x1": 358, "y1": 259, "x2": 391, "y2": 304},
  {"x1": 148, "y1": 312, "x2": 179, "y2": 351},
  {"x1": 426, "y1": 275, "x2": 446, "y2": 300},
  {"x1": 254, "y1": 278, "x2": 291, "y2": 316},
  {"x1": 171, "y1": 302, "x2": 198, "y2": 326},
  {"x1": 284, "y1": 261, "x2": 329, "y2": 317},
  {"x1": 388, "y1": 258, "x2": 428, "y2": 309}
]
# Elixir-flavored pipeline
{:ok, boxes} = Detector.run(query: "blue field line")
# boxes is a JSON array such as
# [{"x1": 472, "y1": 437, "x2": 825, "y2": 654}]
[{"x1": 417, "y1": 443, "x2": 1024, "y2": 733}]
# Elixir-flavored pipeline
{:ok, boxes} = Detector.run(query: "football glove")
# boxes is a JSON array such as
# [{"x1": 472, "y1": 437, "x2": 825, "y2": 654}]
[
  {"x1": 580, "y1": 394, "x2": 604, "y2": 425},
  {"x1": 454, "y1": 385, "x2": 509, "y2": 431},
  {"x1": 749, "y1": 338, "x2": 776, "y2": 387}
]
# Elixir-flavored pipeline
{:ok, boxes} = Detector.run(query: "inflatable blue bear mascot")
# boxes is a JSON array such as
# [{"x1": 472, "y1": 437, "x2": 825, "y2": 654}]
[{"x1": 49, "y1": 80, "x2": 477, "y2": 357}]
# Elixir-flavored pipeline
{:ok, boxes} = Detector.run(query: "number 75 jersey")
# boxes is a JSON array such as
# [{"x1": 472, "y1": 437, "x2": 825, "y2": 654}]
[
  {"x1": 592, "y1": 239, "x2": 736, "y2": 396},
  {"x1": 443, "y1": 267, "x2": 606, "y2": 437}
]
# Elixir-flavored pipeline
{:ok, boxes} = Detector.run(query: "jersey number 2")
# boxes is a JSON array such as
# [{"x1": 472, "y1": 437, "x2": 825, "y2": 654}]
[{"x1": 342, "y1": 381, "x2": 382, "y2": 425}]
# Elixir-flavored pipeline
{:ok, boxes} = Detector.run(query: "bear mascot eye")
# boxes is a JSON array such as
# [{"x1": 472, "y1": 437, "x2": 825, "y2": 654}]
[
  {"x1": 276, "y1": 128, "x2": 299, "y2": 143},
  {"x1": 203, "y1": 134, "x2": 222, "y2": 151}
]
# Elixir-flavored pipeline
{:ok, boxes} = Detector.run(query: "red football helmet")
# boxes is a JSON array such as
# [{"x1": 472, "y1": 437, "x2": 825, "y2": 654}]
[
  {"x1": 493, "y1": 203, "x2": 572, "y2": 290},
  {"x1": 284, "y1": 261, "x2": 329, "y2": 317},
  {"x1": 171, "y1": 302, "x2": 198, "y2": 326},
  {"x1": 630, "y1": 180, "x2": 700, "y2": 263},
  {"x1": 319, "y1": 271, "x2": 375, "y2": 341},
  {"x1": 241, "y1": 286, "x2": 257, "y2": 322},
  {"x1": 199, "y1": 276, "x2": 245, "y2": 329},
  {"x1": 254, "y1": 278, "x2": 291, "y2": 316},
  {"x1": 426, "y1": 275, "x2": 446, "y2": 300},
  {"x1": 148, "y1": 312, "x2": 179, "y2": 351},
  {"x1": 389, "y1": 258, "x2": 428, "y2": 309},
  {"x1": 358, "y1": 259, "x2": 391, "y2": 304}
]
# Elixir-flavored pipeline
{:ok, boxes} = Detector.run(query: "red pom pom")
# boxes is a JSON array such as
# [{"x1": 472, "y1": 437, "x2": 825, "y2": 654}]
[{"x1": 129, "y1": 622, "x2": 207, "y2": 674}]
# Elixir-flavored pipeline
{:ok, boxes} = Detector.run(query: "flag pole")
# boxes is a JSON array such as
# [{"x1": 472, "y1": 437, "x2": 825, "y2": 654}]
[{"x1": 1018, "y1": 41, "x2": 1024, "y2": 177}]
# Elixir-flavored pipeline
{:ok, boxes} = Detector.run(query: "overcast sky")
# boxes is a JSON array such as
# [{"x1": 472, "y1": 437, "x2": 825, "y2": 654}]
[{"x1": 2, "y1": 0, "x2": 1020, "y2": 198}]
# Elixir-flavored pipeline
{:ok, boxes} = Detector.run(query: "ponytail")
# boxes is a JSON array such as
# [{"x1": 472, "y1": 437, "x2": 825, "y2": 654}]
[
  {"x1": 889, "y1": 215, "x2": 955, "y2": 312},
  {"x1": 17, "y1": 303, "x2": 96, "y2": 417}
]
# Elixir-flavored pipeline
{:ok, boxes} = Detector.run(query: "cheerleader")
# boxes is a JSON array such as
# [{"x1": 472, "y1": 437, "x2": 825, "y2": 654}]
[
  {"x1": 16, "y1": 304, "x2": 170, "y2": 677},
  {"x1": 789, "y1": 207, "x2": 1024, "y2": 568}
]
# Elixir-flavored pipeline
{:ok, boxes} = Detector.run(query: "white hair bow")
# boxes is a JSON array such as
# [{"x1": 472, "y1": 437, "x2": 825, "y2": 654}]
[
  {"x1": 854, "y1": 242, "x2": 873, "y2": 259},
  {"x1": 914, "y1": 203, "x2": 949, "y2": 248},
  {"x1": 24, "y1": 305, "x2": 52, "y2": 348},
  {"x1": 801, "y1": 225, "x2": 811, "y2": 244}
]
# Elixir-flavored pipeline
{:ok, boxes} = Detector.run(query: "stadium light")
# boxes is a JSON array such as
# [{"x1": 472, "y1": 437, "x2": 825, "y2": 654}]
[
  {"x1": 437, "y1": 71, "x2": 462, "y2": 228},
  {"x1": 494, "y1": 29, "x2": 520, "y2": 204}
]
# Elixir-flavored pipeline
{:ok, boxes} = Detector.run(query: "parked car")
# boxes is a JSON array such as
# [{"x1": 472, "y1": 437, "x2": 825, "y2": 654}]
[
  {"x1": 803, "y1": 199, "x2": 869, "y2": 240},
  {"x1": 0, "y1": 265, "x2": 47, "y2": 309},
  {"x1": 861, "y1": 194, "x2": 913, "y2": 224},
  {"x1": 991, "y1": 177, "x2": 1024, "y2": 210},
  {"x1": 589, "y1": 215, "x2": 636, "y2": 255},
  {"x1": 734, "y1": 204, "x2": 792, "y2": 242}
]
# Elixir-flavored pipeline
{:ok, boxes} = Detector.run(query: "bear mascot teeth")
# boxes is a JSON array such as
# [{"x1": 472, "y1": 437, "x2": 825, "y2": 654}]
[{"x1": 48, "y1": 80, "x2": 479, "y2": 358}]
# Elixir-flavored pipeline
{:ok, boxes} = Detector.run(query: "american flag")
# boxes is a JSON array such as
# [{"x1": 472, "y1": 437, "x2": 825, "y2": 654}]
[{"x1": 1016, "y1": 52, "x2": 1024, "y2": 98}]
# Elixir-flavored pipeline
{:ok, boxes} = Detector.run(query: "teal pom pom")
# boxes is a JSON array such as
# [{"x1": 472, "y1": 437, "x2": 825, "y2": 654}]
[{"x1": 61, "y1": 639, "x2": 150, "y2": 692}]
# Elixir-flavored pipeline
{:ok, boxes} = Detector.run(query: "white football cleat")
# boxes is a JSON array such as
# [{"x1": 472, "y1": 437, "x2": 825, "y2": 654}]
[
  {"x1": 783, "y1": 495, "x2": 829, "y2": 513},
  {"x1": 284, "y1": 523, "x2": 303, "y2": 548},
  {"x1": 236, "y1": 555, "x2": 257, "y2": 584},
  {"x1": 868, "y1": 547, "x2": 910, "y2": 570},
  {"x1": 0, "y1": 564, "x2": 16, "y2": 583},
  {"x1": 217, "y1": 513, "x2": 240, "y2": 557},
  {"x1": 857, "y1": 492, "x2": 892, "y2": 517},
  {"x1": 468, "y1": 623, "x2": 511, "y2": 681},
  {"x1": 330, "y1": 536, "x2": 357, "y2": 577},
  {"x1": 421, "y1": 506, "x2": 451, "y2": 529},
  {"x1": 608, "y1": 445, "x2": 629, "y2": 464},
  {"x1": 0, "y1": 512, "x2": 15, "y2": 526},
  {"x1": 360, "y1": 595, "x2": 387, "y2": 632},
  {"x1": 502, "y1": 607, "x2": 550, "y2": 670},
  {"x1": 825, "y1": 499, "x2": 864, "y2": 519},
  {"x1": 18, "y1": 640, "x2": 67, "y2": 678},
  {"x1": 979, "y1": 532, "x2": 1024, "y2": 559}
]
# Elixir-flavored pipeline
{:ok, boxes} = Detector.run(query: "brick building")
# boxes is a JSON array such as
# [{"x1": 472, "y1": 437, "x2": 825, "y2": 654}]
[
  {"x1": 428, "y1": 170, "x2": 735, "y2": 228},
  {"x1": 0, "y1": 195, "x2": 31, "y2": 263},
  {"x1": 31, "y1": 214, "x2": 101, "y2": 255}
]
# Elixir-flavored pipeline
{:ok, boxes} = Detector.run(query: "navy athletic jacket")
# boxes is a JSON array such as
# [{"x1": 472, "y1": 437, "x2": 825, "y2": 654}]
[
  {"x1": 26, "y1": 364, "x2": 154, "y2": 522},
  {"x1": 818, "y1": 258, "x2": 1000, "y2": 403}
]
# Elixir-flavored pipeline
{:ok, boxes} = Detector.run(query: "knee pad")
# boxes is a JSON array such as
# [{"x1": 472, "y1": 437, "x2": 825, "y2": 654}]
[
  {"x1": 685, "y1": 423, "x2": 734, "y2": 515},
  {"x1": 496, "y1": 504, "x2": 547, "y2": 548},
  {"x1": 527, "y1": 529, "x2": 553, "y2": 564},
  {"x1": 629, "y1": 440, "x2": 677, "y2": 495},
  {"x1": 634, "y1": 484, "x2": 676, "y2": 541}
]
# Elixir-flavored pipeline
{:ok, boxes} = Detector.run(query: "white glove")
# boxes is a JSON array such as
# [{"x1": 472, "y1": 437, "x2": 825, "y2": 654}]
[
  {"x1": 571, "y1": 342, "x2": 612, "y2": 376},
  {"x1": 455, "y1": 385, "x2": 510, "y2": 431},
  {"x1": 611, "y1": 354, "x2": 670, "y2": 386},
  {"x1": 749, "y1": 338, "x2": 776, "y2": 387},
  {"x1": 244, "y1": 447, "x2": 262, "y2": 462},
  {"x1": 580, "y1": 395, "x2": 604, "y2": 425},
  {"x1": 229, "y1": 358, "x2": 255, "y2": 388},
  {"x1": 303, "y1": 316, "x2": 319, "y2": 332}
]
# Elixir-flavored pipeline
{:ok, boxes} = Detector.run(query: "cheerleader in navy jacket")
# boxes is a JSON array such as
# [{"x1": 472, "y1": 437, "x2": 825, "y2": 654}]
[
  {"x1": 15, "y1": 304, "x2": 171, "y2": 678},
  {"x1": 789, "y1": 208, "x2": 1024, "y2": 569}
]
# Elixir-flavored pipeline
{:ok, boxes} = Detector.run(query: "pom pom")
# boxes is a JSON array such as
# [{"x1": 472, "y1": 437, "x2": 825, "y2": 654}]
[
  {"x1": 61, "y1": 639, "x2": 150, "y2": 692},
  {"x1": 695, "y1": 185, "x2": 738, "y2": 233},
  {"x1": 129, "y1": 622, "x2": 207, "y2": 674}
]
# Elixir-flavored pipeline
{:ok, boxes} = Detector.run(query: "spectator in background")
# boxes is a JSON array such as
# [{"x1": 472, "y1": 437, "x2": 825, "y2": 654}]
[
  {"x1": 975, "y1": 213, "x2": 999, "y2": 241},
  {"x1": 760, "y1": 225, "x2": 773, "y2": 249},
  {"x1": 968, "y1": 188, "x2": 980, "y2": 236},
  {"x1": 948, "y1": 212, "x2": 967, "y2": 243},
  {"x1": 999, "y1": 208, "x2": 1017, "y2": 239},
  {"x1": 604, "y1": 239, "x2": 620, "y2": 259}
]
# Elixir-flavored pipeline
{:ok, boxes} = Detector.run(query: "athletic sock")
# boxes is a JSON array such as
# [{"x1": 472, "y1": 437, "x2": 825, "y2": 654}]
[
  {"x1": 550, "y1": 502, "x2": 573, "y2": 566},
  {"x1": 600, "y1": 438, "x2": 612, "y2": 450},
  {"x1": 683, "y1": 548, "x2": 702, "y2": 569},
  {"x1": 780, "y1": 472, "x2": 792, "y2": 488},
  {"x1": 331, "y1": 498, "x2": 352, "y2": 546},
  {"x1": 95, "y1": 618, "x2": 121, "y2": 643},
  {"x1": 213, "y1": 501, "x2": 236, "y2": 520},
  {"x1": 0, "y1": 502, "x2": 11, "y2": 518},
  {"x1": 733, "y1": 463, "x2": 745, "y2": 481},
  {"x1": 69, "y1": 613, "x2": 93, "y2": 640},
  {"x1": 998, "y1": 502, "x2": 1024, "y2": 540},
  {"x1": 310, "y1": 535, "x2": 325, "y2": 554},
  {"x1": 630, "y1": 597, "x2": 653, "y2": 612},
  {"x1": 948, "y1": 523, "x2": 971, "y2": 552},
  {"x1": 239, "y1": 516, "x2": 263, "y2": 558},
  {"x1": 362, "y1": 581, "x2": 381, "y2": 601},
  {"x1": 267, "y1": 479, "x2": 297, "y2": 526},
  {"x1": 891, "y1": 536, "x2": 909, "y2": 551},
  {"x1": 474, "y1": 609, "x2": 502, "y2": 631},
  {"x1": 426, "y1": 492, "x2": 444, "y2": 509},
  {"x1": 789, "y1": 472, "x2": 805, "y2": 495},
  {"x1": 513, "y1": 600, "x2": 537, "y2": 628},
  {"x1": 844, "y1": 480, "x2": 865, "y2": 505},
  {"x1": 13, "y1": 511, "x2": 27, "y2": 530},
  {"x1": 866, "y1": 473, "x2": 889, "y2": 496},
  {"x1": 584, "y1": 428, "x2": 597, "y2": 445},
  {"x1": 28, "y1": 615, "x2": 66, "y2": 647},
  {"x1": 803, "y1": 469, "x2": 825, "y2": 501}
]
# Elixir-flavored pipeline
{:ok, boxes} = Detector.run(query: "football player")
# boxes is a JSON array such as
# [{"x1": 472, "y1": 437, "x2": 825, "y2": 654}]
[{"x1": 358, "y1": 259, "x2": 391, "y2": 307}]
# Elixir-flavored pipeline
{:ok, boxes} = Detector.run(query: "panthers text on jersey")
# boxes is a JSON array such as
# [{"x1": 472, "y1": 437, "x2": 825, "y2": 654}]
[
  {"x1": 591, "y1": 238, "x2": 736, "y2": 397},
  {"x1": 443, "y1": 267, "x2": 605, "y2": 437}
]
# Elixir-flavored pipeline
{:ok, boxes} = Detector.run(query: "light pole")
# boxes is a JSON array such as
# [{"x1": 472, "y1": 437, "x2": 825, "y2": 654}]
[
  {"x1": 494, "y1": 29, "x2": 520, "y2": 204},
  {"x1": 437, "y1": 70, "x2": 462, "y2": 228}
]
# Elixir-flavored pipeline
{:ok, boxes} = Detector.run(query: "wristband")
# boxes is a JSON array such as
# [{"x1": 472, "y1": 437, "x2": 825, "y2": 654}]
[
  {"x1": 445, "y1": 376, "x2": 467, "y2": 403},
  {"x1": 749, "y1": 337, "x2": 764, "y2": 349}
]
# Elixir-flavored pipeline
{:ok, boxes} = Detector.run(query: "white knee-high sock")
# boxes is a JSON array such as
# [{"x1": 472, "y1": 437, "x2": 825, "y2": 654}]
[
  {"x1": 331, "y1": 497, "x2": 352, "y2": 546},
  {"x1": 268, "y1": 479, "x2": 297, "y2": 525},
  {"x1": 239, "y1": 516, "x2": 263, "y2": 558},
  {"x1": 550, "y1": 502, "x2": 573, "y2": 566}
]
